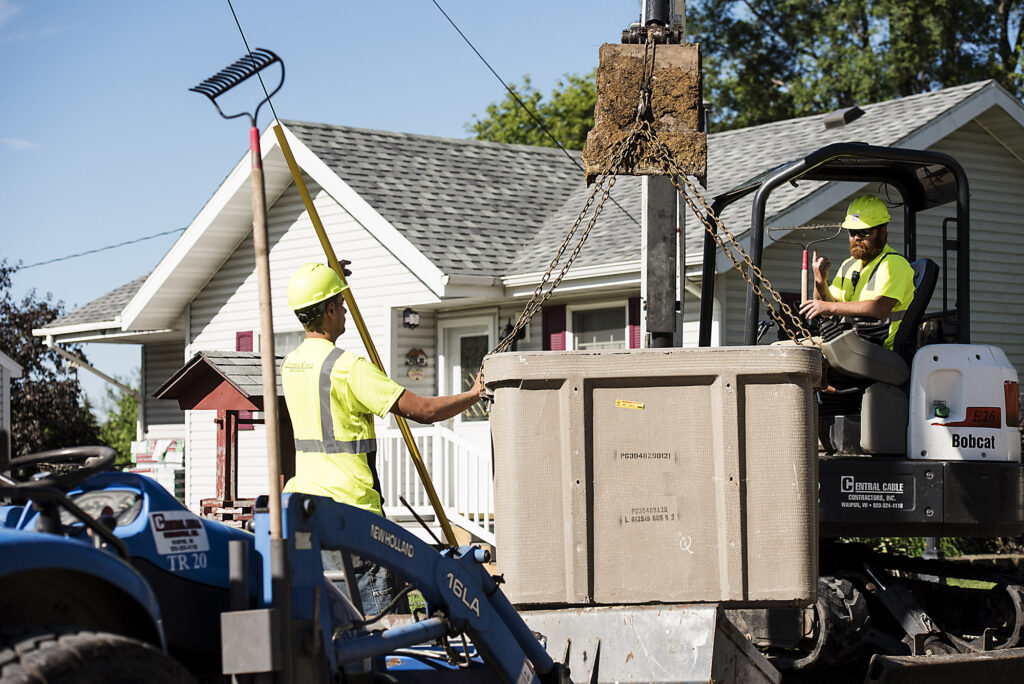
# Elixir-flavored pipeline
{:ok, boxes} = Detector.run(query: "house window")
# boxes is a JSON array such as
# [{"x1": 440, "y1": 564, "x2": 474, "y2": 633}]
[
  {"x1": 275, "y1": 331, "x2": 306, "y2": 355},
  {"x1": 568, "y1": 305, "x2": 627, "y2": 350}
]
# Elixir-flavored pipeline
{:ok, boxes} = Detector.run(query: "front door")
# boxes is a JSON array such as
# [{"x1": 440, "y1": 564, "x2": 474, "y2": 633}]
[{"x1": 439, "y1": 317, "x2": 494, "y2": 447}]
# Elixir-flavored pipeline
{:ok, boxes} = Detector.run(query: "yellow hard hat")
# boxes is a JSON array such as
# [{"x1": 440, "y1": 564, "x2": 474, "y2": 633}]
[
  {"x1": 842, "y1": 195, "x2": 890, "y2": 230},
  {"x1": 286, "y1": 263, "x2": 348, "y2": 311}
]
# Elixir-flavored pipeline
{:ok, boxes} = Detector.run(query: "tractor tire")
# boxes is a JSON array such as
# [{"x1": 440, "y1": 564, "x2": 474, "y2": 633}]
[
  {"x1": 781, "y1": 576, "x2": 871, "y2": 670},
  {"x1": 0, "y1": 628, "x2": 196, "y2": 684}
]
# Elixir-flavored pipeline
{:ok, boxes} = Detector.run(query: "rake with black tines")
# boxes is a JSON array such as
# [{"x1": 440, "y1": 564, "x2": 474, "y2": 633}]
[{"x1": 190, "y1": 48, "x2": 284, "y2": 126}]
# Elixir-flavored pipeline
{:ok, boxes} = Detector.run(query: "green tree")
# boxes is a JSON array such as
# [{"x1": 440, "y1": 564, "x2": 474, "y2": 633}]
[
  {"x1": 0, "y1": 260, "x2": 101, "y2": 456},
  {"x1": 466, "y1": 70, "x2": 598, "y2": 149},
  {"x1": 688, "y1": 0, "x2": 1024, "y2": 131},
  {"x1": 98, "y1": 374, "x2": 140, "y2": 469}
]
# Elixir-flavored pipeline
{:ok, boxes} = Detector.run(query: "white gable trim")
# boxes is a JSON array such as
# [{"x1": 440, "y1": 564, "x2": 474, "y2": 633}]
[
  {"x1": 32, "y1": 319, "x2": 121, "y2": 337},
  {"x1": 276, "y1": 126, "x2": 447, "y2": 297},
  {"x1": 504, "y1": 259, "x2": 642, "y2": 298}
]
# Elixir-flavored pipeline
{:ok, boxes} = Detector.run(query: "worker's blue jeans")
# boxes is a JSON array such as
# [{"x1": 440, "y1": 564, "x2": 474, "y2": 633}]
[{"x1": 322, "y1": 550, "x2": 410, "y2": 616}]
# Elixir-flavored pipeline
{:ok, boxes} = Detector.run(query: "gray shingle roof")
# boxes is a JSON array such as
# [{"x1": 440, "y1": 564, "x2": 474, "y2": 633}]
[
  {"x1": 510, "y1": 81, "x2": 992, "y2": 272},
  {"x1": 282, "y1": 121, "x2": 584, "y2": 277},
  {"x1": 197, "y1": 351, "x2": 283, "y2": 398},
  {"x1": 153, "y1": 350, "x2": 284, "y2": 402},
  {"x1": 42, "y1": 274, "x2": 149, "y2": 329}
]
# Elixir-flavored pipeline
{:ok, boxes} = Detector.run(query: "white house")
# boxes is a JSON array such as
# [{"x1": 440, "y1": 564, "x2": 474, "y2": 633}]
[
  {"x1": 0, "y1": 349, "x2": 22, "y2": 464},
  {"x1": 37, "y1": 79, "x2": 1024, "y2": 541}
]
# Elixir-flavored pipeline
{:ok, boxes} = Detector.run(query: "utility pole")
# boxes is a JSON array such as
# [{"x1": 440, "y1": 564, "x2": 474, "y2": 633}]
[
  {"x1": 638, "y1": 1, "x2": 684, "y2": 348},
  {"x1": 642, "y1": 177, "x2": 679, "y2": 348}
]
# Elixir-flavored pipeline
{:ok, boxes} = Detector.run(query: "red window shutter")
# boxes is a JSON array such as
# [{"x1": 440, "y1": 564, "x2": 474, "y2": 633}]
[
  {"x1": 236, "y1": 330, "x2": 254, "y2": 352},
  {"x1": 628, "y1": 297, "x2": 641, "y2": 349},
  {"x1": 236, "y1": 331, "x2": 254, "y2": 430},
  {"x1": 542, "y1": 305, "x2": 566, "y2": 351}
]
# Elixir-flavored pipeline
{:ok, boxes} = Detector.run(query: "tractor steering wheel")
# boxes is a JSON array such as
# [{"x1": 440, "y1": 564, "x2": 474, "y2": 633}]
[{"x1": 3, "y1": 446, "x2": 117, "y2": 492}]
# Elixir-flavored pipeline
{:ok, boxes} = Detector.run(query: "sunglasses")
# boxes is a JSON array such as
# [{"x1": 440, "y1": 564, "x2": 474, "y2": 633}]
[{"x1": 848, "y1": 228, "x2": 876, "y2": 239}]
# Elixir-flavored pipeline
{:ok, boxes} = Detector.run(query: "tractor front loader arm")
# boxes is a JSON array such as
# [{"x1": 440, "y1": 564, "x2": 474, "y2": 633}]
[{"x1": 242, "y1": 493, "x2": 564, "y2": 683}]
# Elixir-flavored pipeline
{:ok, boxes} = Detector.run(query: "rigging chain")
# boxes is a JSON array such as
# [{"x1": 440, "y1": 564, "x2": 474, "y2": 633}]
[{"x1": 492, "y1": 35, "x2": 814, "y2": 355}]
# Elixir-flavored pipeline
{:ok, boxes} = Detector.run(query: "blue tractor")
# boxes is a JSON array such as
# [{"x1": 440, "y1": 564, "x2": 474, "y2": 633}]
[{"x1": 0, "y1": 446, "x2": 567, "y2": 683}]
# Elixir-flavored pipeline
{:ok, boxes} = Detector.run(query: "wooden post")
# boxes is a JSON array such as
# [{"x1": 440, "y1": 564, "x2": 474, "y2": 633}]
[
  {"x1": 250, "y1": 126, "x2": 293, "y2": 684},
  {"x1": 214, "y1": 409, "x2": 239, "y2": 501}
]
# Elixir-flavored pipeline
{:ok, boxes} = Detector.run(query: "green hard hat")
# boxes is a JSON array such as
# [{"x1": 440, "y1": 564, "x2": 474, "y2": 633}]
[
  {"x1": 842, "y1": 195, "x2": 890, "y2": 230},
  {"x1": 286, "y1": 263, "x2": 348, "y2": 311}
]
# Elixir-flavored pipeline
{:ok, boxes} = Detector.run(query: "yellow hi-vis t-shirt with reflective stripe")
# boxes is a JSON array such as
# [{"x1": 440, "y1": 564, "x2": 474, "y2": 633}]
[
  {"x1": 281, "y1": 338, "x2": 405, "y2": 515},
  {"x1": 827, "y1": 244, "x2": 916, "y2": 349}
]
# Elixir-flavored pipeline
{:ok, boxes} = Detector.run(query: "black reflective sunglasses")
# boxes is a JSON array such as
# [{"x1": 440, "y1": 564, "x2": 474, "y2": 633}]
[{"x1": 848, "y1": 227, "x2": 876, "y2": 239}]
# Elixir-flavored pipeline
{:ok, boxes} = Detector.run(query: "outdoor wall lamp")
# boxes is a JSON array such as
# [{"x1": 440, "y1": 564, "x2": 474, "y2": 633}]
[{"x1": 402, "y1": 308, "x2": 420, "y2": 329}]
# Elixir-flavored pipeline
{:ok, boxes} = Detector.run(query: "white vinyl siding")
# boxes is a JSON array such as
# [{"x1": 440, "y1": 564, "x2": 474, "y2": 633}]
[
  {"x1": 0, "y1": 368, "x2": 7, "y2": 434},
  {"x1": 184, "y1": 176, "x2": 439, "y2": 510},
  {"x1": 929, "y1": 120, "x2": 1024, "y2": 374},
  {"x1": 143, "y1": 342, "x2": 186, "y2": 440},
  {"x1": 392, "y1": 307, "x2": 437, "y2": 398},
  {"x1": 0, "y1": 355, "x2": 21, "y2": 460},
  {"x1": 1, "y1": 367, "x2": 9, "y2": 448}
]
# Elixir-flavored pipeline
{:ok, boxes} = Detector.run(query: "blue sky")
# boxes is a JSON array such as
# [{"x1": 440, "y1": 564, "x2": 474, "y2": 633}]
[{"x1": 1, "y1": 0, "x2": 639, "y2": 417}]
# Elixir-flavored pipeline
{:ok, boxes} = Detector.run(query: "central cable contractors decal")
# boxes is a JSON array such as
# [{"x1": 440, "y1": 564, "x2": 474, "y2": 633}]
[
  {"x1": 150, "y1": 510, "x2": 210, "y2": 555},
  {"x1": 836, "y1": 475, "x2": 914, "y2": 511}
]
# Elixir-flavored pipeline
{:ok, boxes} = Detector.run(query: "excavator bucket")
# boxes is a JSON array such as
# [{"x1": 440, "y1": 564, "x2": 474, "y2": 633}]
[{"x1": 582, "y1": 42, "x2": 706, "y2": 184}]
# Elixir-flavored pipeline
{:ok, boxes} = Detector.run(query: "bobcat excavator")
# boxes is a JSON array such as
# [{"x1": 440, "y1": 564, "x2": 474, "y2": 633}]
[{"x1": 704, "y1": 142, "x2": 1024, "y2": 680}]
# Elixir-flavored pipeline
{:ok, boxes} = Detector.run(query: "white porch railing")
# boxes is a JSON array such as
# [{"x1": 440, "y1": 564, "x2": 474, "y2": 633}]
[{"x1": 376, "y1": 424, "x2": 494, "y2": 545}]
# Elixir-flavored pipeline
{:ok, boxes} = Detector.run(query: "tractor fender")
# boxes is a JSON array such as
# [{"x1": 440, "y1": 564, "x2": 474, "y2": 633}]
[{"x1": 0, "y1": 528, "x2": 165, "y2": 649}]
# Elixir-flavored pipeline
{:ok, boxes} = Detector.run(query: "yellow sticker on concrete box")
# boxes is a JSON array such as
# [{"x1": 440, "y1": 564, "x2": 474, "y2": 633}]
[{"x1": 615, "y1": 399, "x2": 645, "y2": 410}]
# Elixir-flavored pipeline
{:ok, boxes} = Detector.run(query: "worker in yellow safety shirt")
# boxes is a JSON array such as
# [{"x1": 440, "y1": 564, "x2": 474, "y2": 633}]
[
  {"x1": 799, "y1": 194, "x2": 915, "y2": 350},
  {"x1": 281, "y1": 262, "x2": 484, "y2": 614}
]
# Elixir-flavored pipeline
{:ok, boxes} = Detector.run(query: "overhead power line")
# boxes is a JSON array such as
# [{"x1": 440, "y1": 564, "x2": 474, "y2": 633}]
[
  {"x1": 429, "y1": 0, "x2": 641, "y2": 227},
  {"x1": 21, "y1": 228, "x2": 185, "y2": 270}
]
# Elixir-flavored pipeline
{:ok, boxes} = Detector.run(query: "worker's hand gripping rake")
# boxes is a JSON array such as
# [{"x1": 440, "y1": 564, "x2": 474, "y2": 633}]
[{"x1": 189, "y1": 48, "x2": 283, "y2": 127}]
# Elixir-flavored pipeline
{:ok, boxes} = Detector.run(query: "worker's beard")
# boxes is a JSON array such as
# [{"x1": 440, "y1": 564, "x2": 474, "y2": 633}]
[{"x1": 850, "y1": 232, "x2": 885, "y2": 262}]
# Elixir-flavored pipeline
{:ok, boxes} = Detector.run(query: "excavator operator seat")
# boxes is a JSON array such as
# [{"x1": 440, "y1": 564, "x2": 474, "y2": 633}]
[
  {"x1": 819, "y1": 258, "x2": 939, "y2": 454},
  {"x1": 893, "y1": 258, "x2": 940, "y2": 362}
]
